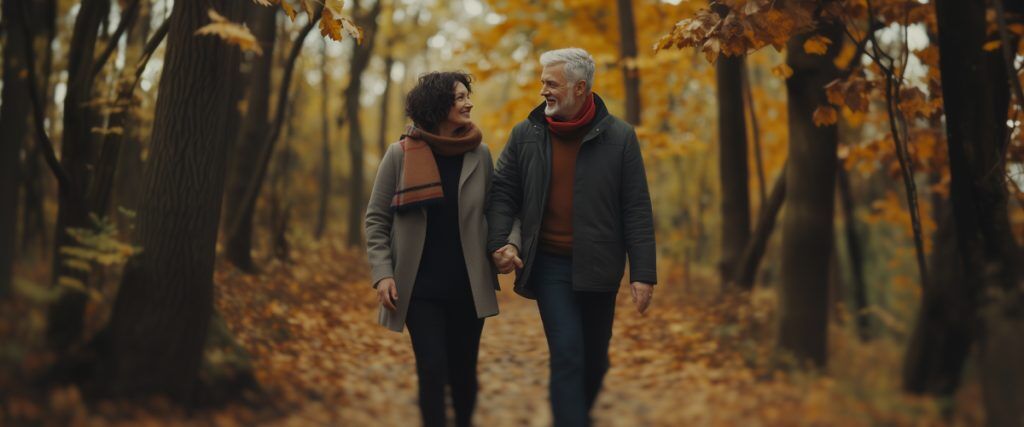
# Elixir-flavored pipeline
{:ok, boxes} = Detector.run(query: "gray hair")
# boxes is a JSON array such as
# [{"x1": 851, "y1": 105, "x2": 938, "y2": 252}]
[{"x1": 539, "y1": 48, "x2": 595, "y2": 92}]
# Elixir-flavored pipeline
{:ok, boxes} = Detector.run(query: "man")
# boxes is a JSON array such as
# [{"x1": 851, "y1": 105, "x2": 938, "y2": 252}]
[{"x1": 487, "y1": 47, "x2": 657, "y2": 426}]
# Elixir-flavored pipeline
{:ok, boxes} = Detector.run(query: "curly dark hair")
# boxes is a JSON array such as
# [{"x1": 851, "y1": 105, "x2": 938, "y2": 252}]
[{"x1": 405, "y1": 71, "x2": 473, "y2": 132}]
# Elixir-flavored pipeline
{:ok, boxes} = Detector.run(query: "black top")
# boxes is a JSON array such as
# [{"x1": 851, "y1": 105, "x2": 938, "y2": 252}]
[{"x1": 412, "y1": 152, "x2": 472, "y2": 300}]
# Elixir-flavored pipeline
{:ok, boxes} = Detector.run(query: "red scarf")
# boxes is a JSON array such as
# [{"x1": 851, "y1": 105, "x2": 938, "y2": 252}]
[{"x1": 545, "y1": 93, "x2": 596, "y2": 137}]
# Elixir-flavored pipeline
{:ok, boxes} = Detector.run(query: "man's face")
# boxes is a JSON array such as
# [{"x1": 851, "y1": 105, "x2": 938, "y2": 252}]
[{"x1": 540, "y1": 63, "x2": 586, "y2": 120}]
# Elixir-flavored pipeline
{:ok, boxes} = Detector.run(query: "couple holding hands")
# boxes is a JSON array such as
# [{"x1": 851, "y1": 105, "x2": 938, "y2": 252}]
[{"x1": 364, "y1": 47, "x2": 657, "y2": 427}]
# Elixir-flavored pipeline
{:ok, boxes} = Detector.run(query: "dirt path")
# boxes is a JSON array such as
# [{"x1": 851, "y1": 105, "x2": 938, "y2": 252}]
[{"x1": 212, "y1": 239, "x2": 959, "y2": 427}]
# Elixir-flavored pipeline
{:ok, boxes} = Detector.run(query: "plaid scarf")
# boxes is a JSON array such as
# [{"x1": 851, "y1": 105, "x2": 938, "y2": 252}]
[{"x1": 391, "y1": 123, "x2": 482, "y2": 211}]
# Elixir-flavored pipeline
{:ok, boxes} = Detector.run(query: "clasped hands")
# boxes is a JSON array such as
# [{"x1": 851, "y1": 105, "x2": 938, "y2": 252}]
[
  {"x1": 491, "y1": 244, "x2": 524, "y2": 274},
  {"x1": 489, "y1": 244, "x2": 654, "y2": 315}
]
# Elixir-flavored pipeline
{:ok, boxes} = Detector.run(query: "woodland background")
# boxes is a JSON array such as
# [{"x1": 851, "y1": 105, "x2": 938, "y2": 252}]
[{"x1": 1, "y1": 0, "x2": 1023, "y2": 425}]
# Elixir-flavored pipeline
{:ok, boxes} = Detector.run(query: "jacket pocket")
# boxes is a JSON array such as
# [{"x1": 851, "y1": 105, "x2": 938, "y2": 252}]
[{"x1": 581, "y1": 239, "x2": 626, "y2": 287}]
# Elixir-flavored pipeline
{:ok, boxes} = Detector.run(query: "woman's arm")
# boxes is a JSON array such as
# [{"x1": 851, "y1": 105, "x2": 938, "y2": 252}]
[{"x1": 365, "y1": 143, "x2": 400, "y2": 287}]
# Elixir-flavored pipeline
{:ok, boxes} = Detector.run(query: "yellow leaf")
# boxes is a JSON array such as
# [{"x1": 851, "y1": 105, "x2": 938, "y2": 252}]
[
  {"x1": 195, "y1": 9, "x2": 263, "y2": 55},
  {"x1": 983, "y1": 40, "x2": 1001, "y2": 51},
  {"x1": 772, "y1": 63, "x2": 793, "y2": 79},
  {"x1": 57, "y1": 276, "x2": 86, "y2": 292},
  {"x1": 251, "y1": 0, "x2": 272, "y2": 6},
  {"x1": 803, "y1": 35, "x2": 832, "y2": 55},
  {"x1": 813, "y1": 105, "x2": 838, "y2": 126},
  {"x1": 280, "y1": 0, "x2": 297, "y2": 21}
]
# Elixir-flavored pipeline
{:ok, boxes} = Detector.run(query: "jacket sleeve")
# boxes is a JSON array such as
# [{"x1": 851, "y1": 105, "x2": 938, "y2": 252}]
[
  {"x1": 365, "y1": 143, "x2": 399, "y2": 287},
  {"x1": 621, "y1": 128, "x2": 658, "y2": 285},
  {"x1": 487, "y1": 127, "x2": 524, "y2": 254}
]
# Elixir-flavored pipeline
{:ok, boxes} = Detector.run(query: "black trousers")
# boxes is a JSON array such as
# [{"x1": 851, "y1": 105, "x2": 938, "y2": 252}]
[{"x1": 405, "y1": 295, "x2": 484, "y2": 427}]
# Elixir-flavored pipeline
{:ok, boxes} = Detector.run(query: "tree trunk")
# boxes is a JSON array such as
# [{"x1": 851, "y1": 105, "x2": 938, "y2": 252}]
[
  {"x1": 223, "y1": 4, "x2": 277, "y2": 271},
  {"x1": 21, "y1": 0, "x2": 58, "y2": 257},
  {"x1": 99, "y1": 0, "x2": 243, "y2": 402},
  {"x1": 919, "y1": 1, "x2": 1024, "y2": 422},
  {"x1": 110, "y1": 0, "x2": 152, "y2": 221},
  {"x1": 345, "y1": 0, "x2": 383, "y2": 248},
  {"x1": 777, "y1": 23, "x2": 843, "y2": 367},
  {"x1": 0, "y1": 0, "x2": 33, "y2": 297},
  {"x1": 616, "y1": 0, "x2": 641, "y2": 125},
  {"x1": 716, "y1": 50, "x2": 751, "y2": 286},
  {"x1": 45, "y1": 0, "x2": 110, "y2": 353},
  {"x1": 731, "y1": 166, "x2": 785, "y2": 290},
  {"x1": 837, "y1": 165, "x2": 870, "y2": 340},
  {"x1": 315, "y1": 39, "x2": 332, "y2": 240},
  {"x1": 377, "y1": 50, "x2": 395, "y2": 157}
]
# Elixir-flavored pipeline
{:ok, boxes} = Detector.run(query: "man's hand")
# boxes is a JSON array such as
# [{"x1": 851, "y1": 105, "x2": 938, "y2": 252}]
[
  {"x1": 491, "y1": 244, "x2": 524, "y2": 274},
  {"x1": 375, "y1": 278, "x2": 398, "y2": 311},
  {"x1": 630, "y1": 282, "x2": 653, "y2": 314}
]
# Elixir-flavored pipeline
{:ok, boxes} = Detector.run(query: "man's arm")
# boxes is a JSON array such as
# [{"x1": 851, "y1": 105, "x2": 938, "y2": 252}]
[
  {"x1": 621, "y1": 129, "x2": 657, "y2": 286},
  {"x1": 487, "y1": 127, "x2": 524, "y2": 254}
]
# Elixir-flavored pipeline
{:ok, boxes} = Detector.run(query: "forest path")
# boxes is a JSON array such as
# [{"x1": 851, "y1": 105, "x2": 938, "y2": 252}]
[{"x1": 211, "y1": 236, "x2": 952, "y2": 427}]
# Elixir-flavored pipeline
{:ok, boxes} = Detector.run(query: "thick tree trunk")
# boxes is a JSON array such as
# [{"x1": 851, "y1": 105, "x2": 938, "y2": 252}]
[
  {"x1": 616, "y1": 0, "x2": 641, "y2": 125},
  {"x1": 345, "y1": 0, "x2": 383, "y2": 248},
  {"x1": 777, "y1": 23, "x2": 843, "y2": 367},
  {"x1": 45, "y1": 0, "x2": 109, "y2": 353},
  {"x1": 918, "y1": 1, "x2": 1024, "y2": 422},
  {"x1": 315, "y1": 40, "x2": 332, "y2": 240},
  {"x1": 0, "y1": 0, "x2": 33, "y2": 297},
  {"x1": 716, "y1": 51, "x2": 751, "y2": 286},
  {"x1": 99, "y1": 0, "x2": 243, "y2": 402},
  {"x1": 837, "y1": 166, "x2": 870, "y2": 340},
  {"x1": 223, "y1": 5, "x2": 277, "y2": 271}
]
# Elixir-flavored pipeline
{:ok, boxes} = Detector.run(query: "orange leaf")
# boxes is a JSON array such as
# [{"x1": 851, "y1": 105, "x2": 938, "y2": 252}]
[
  {"x1": 772, "y1": 63, "x2": 793, "y2": 79},
  {"x1": 813, "y1": 105, "x2": 838, "y2": 126},
  {"x1": 803, "y1": 35, "x2": 832, "y2": 55}
]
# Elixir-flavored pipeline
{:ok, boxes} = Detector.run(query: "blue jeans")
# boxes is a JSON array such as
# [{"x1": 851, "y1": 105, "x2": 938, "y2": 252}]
[{"x1": 531, "y1": 252, "x2": 617, "y2": 427}]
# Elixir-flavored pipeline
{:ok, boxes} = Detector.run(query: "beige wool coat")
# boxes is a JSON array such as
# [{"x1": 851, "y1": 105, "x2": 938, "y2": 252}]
[{"x1": 365, "y1": 142, "x2": 520, "y2": 332}]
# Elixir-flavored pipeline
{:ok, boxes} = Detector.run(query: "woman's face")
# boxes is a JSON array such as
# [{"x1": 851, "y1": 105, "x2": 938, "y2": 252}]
[{"x1": 444, "y1": 82, "x2": 473, "y2": 128}]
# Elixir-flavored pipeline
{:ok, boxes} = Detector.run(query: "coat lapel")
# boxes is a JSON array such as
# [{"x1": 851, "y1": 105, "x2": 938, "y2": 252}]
[{"x1": 458, "y1": 147, "x2": 480, "y2": 197}]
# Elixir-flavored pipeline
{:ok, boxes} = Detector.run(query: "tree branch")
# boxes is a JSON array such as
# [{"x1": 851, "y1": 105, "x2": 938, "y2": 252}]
[
  {"x1": 17, "y1": 1, "x2": 75, "y2": 199},
  {"x1": 90, "y1": 0, "x2": 142, "y2": 80},
  {"x1": 227, "y1": 7, "x2": 324, "y2": 239}
]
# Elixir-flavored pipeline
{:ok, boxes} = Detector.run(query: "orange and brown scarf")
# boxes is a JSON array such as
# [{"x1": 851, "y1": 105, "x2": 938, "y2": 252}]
[{"x1": 391, "y1": 123, "x2": 482, "y2": 211}]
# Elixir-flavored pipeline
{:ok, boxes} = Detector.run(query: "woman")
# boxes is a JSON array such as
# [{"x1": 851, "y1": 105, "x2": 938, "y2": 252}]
[{"x1": 364, "y1": 71, "x2": 519, "y2": 427}]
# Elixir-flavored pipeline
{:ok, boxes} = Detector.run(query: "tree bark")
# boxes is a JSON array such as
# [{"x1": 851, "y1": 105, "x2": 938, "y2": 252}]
[
  {"x1": 99, "y1": 0, "x2": 243, "y2": 402},
  {"x1": 716, "y1": 51, "x2": 751, "y2": 286},
  {"x1": 0, "y1": 0, "x2": 33, "y2": 297},
  {"x1": 223, "y1": 4, "x2": 277, "y2": 271},
  {"x1": 345, "y1": 0, "x2": 383, "y2": 248},
  {"x1": 777, "y1": 22, "x2": 843, "y2": 367},
  {"x1": 110, "y1": 0, "x2": 152, "y2": 221},
  {"x1": 21, "y1": 0, "x2": 58, "y2": 257},
  {"x1": 616, "y1": 0, "x2": 641, "y2": 125}
]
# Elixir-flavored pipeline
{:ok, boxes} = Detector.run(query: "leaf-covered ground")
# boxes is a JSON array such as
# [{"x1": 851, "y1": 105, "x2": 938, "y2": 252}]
[{"x1": 2, "y1": 234, "x2": 984, "y2": 425}]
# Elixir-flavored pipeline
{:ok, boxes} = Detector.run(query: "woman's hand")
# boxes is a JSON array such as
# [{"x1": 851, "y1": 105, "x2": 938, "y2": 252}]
[{"x1": 375, "y1": 278, "x2": 398, "y2": 311}]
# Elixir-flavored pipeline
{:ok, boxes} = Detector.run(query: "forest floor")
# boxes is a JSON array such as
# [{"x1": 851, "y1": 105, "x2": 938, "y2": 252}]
[{"x1": 2, "y1": 233, "x2": 984, "y2": 426}]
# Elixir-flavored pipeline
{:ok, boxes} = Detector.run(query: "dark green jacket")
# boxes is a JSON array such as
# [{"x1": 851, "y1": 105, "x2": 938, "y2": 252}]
[{"x1": 487, "y1": 94, "x2": 657, "y2": 298}]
